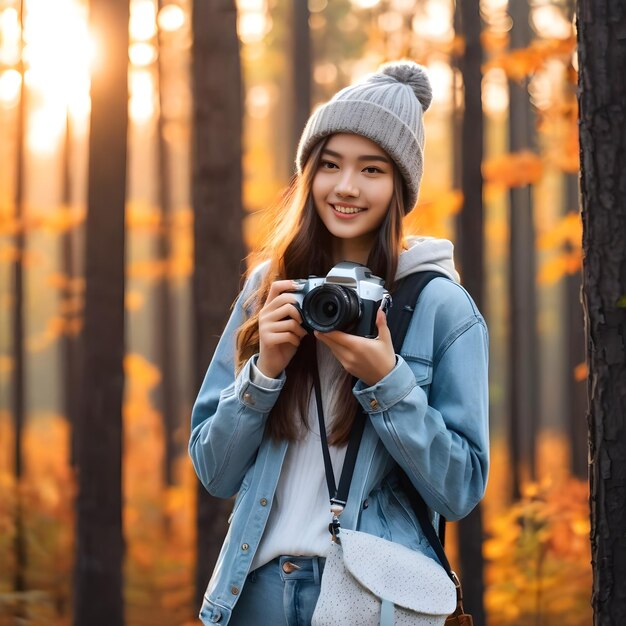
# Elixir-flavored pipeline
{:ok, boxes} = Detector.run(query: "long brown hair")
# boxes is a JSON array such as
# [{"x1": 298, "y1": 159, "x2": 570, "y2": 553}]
[{"x1": 236, "y1": 137, "x2": 407, "y2": 445}]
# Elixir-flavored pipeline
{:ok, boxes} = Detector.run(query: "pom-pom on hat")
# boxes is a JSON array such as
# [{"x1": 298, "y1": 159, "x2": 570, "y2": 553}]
[{"x1": 296, "y1": 60, "x2": 432, "y2": 214}]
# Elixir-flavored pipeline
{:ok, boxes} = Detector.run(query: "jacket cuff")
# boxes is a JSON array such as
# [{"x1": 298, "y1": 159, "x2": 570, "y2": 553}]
[
  {"x1": 236, "y1": 355, "x2": 285, "y2": 412},
  {"x1": 249, "y1": 354, "x2": 285, "y2": 389},
  {"x1": 353, "y1": 356, "x2": 417, "y2": 413}
]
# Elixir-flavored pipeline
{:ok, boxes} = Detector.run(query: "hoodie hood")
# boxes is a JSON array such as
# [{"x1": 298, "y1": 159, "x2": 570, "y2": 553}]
[{"x1": 395, "y1": 236, "x2": 460, "y2": 283}]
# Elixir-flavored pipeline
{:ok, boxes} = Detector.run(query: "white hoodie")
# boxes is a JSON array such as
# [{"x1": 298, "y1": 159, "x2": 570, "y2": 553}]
[{"x1": 396, "y1": 236, "x2": 460, "y2": 283}]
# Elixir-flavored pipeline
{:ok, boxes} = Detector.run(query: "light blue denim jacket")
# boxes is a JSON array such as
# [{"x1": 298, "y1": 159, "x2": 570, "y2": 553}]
[{"x1": 189, "y1": 263, "x2": 489, "y2": 625}]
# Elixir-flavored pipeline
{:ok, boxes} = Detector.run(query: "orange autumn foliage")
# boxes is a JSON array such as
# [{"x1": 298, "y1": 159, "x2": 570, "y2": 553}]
[
  {"x1": 538, "y1": 250, "x2": 582, "y2": 285},
  {"x1": 482, "y1": 151, "x2": 544, "y2": 188},
  {"x1": 482, "y1": 435, "x2": 592, "y2": 626},
  {"x1": 538, "y1": 213, "x2": 583, "y2": 285},
  {"x1": 484, "y1": 477, "x2": 591, "y2": 625},
  {"x1": 574, "y1": 362, "x2": 588, "y2": 382},
  {"x1": 484, "y1": 36, "x2": 577, "y2": 82},
  {"x1": 536, "y1": 94, "x2": 580, "y2": 176},
  {"x1": 404, "y1": 189, "x2": 463, "y2": 240}
]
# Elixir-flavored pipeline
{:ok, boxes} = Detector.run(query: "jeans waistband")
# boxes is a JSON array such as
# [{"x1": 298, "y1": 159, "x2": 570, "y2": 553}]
[
  {"x1": 253, "y1": 555, "x2": 326, "y2": 585},
  {"x1": 278, "y1": 555, "x2": 325, "y2": 584}
]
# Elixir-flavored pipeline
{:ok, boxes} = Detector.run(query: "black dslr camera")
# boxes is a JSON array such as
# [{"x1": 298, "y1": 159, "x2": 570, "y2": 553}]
[{"x1": 292, "y1": 262, "x2": 391, "y2": 338}]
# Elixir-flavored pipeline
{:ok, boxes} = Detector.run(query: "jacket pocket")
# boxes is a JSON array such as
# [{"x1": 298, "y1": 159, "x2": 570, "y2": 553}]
[{"x1": 401, "y1": 355, "x2": 433, "y2": 387}]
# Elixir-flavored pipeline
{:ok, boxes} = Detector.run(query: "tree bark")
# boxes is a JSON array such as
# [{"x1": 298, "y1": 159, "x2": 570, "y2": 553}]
[
  {"x1": 577, "y1": 1, "x2": 626, "y2": 623},
  {"x1": 191, "y1": 0, "x2": 246, "y2": 609},
  {"x1": 292, "y1": 0, "x2": 311, "y2": 166},
  {"x1": 156, "y1": 0, "x2": 178, "y2": 489},
  {"x1": 507, "y1": 0, "x2": 539, "y2": 500},
  {"x1": 61, "y1": 110, "x2": 82, "y2": 469},
  {"x1": 73, "y1": 0, "x2": 129, "y2": 624},
  {"x1": 12, "y1": 0, "x2": 27, "y2": 598},
  {"x1": 564, "y1": 174, "x2": 587, "y2": 479},
  {"x1": 454, "y1": 1, "x2": 486, "y2": 623}
]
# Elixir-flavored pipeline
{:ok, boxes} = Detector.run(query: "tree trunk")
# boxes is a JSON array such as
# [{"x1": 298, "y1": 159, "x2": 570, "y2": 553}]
[
  {"x1": 577, "y1": 1, "x2": 626, "y2": 623},
  {"x1": 564, "y1": 174, "x2": 587, "y2": 479},
  {"x1": 12, "y1": 0, "x2": 27, "y2": 598},
  {"x1": 292, "y1": 0, "x2": 311, "y2": 166},
  {"x1": 454, "y1": 1, "x2": 486, "y2": 623},
  {"x1": 61, "y1": 110, "x2": 81, "y2": 469},
  {"x1": 191, "y1": 0, "x2": 246, "y2": 609},
  {"x1": 507, "y1": 0, "x2": 539, "y2": 500},
  {"x1": 73, "y1": 0, "x2": 129, "y2": 624},
  {"x1": 156, "y1": 0, "x2": 178, "y2": 489}
]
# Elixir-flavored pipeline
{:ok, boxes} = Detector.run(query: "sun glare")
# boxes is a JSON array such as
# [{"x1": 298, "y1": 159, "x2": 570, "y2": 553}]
[
  {"x1": 0, "y1": 0, "x2": 95, "y2": 152},
  {"x1": 0, "y1": 68, "x2": 21, "y2": 107},
  {"x1": 130, "y1": 0, "x2": 157, "y2": 41},
  {"x1": 412, "y1": 0, "x2": 453, "y2": 42},
  {"x1": 0, "y1": 7, "x2": 20, "y2": 64},
  {"x1": 1, "y1": 0, "x2": 171, "y2": 153},
  {"x1": 350, "y1": 0, "x2": 382, "y2": 9},
  {"x1": 130, "y1": 42, "x2": 158, "y2": 67},
  {"x1": 157, "y1": 4, "x2": 185, "y2": 33},
  {"x1": 130, "y1": 69, "x2": 155, "y2": 124},
  {"x1": 237, "y1": 11, "x2": 271, "y2": 45}
]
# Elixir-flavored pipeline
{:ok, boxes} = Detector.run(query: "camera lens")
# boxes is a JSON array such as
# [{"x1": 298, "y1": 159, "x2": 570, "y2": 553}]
[{"x1": 302, "y1": 284, "x2": 360, "y2": 333}]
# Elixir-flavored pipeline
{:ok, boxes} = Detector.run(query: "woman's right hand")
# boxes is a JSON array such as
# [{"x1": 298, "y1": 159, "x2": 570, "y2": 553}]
[{"x1": 256, "y1": 280, "x2": 308, "y2": 379}]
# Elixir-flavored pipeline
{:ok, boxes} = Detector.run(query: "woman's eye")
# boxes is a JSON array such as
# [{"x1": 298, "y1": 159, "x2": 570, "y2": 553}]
[
  {"x1": 321, "y1": 160, "x2": 338, "y2": 170},
  {"x1": 363, "y1": 166, "x2": 382, "y2": 174}
]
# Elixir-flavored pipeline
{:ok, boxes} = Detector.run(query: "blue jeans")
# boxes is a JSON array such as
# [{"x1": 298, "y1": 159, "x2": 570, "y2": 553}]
[{"x1": 228, "y1": 556, "x2": 325, "y2": 626}]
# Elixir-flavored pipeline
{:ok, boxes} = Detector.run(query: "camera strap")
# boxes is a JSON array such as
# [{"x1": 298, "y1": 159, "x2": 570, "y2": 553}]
[{"x1": 312, "y1": 270, "x2": 449, "y2": 548}]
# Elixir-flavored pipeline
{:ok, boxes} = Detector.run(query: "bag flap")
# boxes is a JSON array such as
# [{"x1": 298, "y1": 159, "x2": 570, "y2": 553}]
[{"x1": 339, "y1": 529, "x2": 457, "y2": 616}]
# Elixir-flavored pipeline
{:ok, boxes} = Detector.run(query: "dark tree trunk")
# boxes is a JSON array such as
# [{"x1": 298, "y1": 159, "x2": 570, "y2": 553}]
[
  {"x1": 507, "y1": 0, "x2": 539, "y2": 500},
  {"x1": 292, "y1": 0, "x2": 311, "y2": 165},
  {"x1": 191, "y1": 0, "x2": 246, "y2": 610},
  {"x1": 454, "y1": 1, "x2": 486, "y2": 623},
  {"x1": 73, "y1": 0, "x2": 129, "y2": 624},
  {"x1": 61, "y1": 110, "x2": 81, "y2": 469},
  {"x1": 11, "y1": 0, "x2": 26, "y2": 598},
  {"x1": 577, "y1": 1, "x2": 626, "y2": 623},
  {"x1": 564, "y1": 174, "x2": 587, "y2": 479},
  {"x1": 156, "y1": 0, "x2": 178, "y2": 489}
]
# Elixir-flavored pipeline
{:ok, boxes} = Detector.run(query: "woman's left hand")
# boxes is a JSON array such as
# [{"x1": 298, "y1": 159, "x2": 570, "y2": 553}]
[{"x1": 314, "y1": 308, "x2": 396, "y2": 387}]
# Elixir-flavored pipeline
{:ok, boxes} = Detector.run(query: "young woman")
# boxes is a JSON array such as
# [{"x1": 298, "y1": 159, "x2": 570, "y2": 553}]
[{"x1": 189, "y1": 61, "x2": 489, "y2": 626}]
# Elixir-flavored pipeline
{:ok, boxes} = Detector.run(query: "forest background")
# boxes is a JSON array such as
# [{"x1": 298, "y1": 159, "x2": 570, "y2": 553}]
[{"x1": 0, "y1": 0, "x2": 593, "y2": 624}]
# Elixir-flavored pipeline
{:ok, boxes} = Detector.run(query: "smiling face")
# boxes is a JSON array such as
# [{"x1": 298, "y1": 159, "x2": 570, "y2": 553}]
[{"x1": 311, "y1": 133, "x2": 395, "y2": 265}]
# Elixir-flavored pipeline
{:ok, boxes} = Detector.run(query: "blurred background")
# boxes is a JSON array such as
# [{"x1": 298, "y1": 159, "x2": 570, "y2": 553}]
[{"x1": 0, "y1": 0, "x2": 589, "y2": 624}]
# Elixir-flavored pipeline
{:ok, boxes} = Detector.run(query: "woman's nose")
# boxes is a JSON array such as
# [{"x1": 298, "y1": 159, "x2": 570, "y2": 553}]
[{"x1": 335, "y1": 173, "x2": 359, "y2": 197}]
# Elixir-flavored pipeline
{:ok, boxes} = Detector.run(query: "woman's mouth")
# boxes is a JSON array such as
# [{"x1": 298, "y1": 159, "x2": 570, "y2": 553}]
[{"x1": 332, "y1": 204, "x2": 366, "y2": 216}]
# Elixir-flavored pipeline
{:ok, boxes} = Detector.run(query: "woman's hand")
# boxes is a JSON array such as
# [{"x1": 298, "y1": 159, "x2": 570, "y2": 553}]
[
  {"x1": 256, "y1": 280, "x2": 308, "y2": 379},
  {"x1": 314, "y1": 308, "x2": 396, "y2": 387}
]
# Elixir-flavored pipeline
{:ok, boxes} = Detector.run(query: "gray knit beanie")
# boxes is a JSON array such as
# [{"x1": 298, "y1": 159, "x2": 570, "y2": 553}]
[{"x1": 296, "y1": 60, "x2": 432, "y2": 213}]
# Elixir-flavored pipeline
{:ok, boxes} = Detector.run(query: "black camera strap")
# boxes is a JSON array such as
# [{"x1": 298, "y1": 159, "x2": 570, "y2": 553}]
[{"x1": 313, "y1": 270, "x2": 453, "y2": 574}]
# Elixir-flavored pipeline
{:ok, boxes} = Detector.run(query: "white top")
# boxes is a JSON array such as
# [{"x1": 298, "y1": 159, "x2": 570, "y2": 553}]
[{"x1": 250, "y1": 342, "x2": 347, "y2": 569}]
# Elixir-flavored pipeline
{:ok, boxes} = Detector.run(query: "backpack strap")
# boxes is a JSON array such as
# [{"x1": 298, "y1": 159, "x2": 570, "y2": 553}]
[
  {"x1": 386, "y1": 270, "x2": 447, "y2": 353},
  {"x1": 386, "y1": 271, "x2": 450, "y2": 552}
]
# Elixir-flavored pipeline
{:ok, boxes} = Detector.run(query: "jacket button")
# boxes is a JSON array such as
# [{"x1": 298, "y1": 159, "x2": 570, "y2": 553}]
[
  {"x1": 363, "y1": 499, "x2": 369, "y2": 509},
  {"x1": 260, "y1": 498, "x2": 268, "y2": 506},
  {"x1": 231, "y1": 586, "x2": 239, "y2": 596},
  {"x1": 369, "y1": 398, "x2": 379, "y2": 410},
  {"x1": 242, "y1": 543, "x2": 249, "y2": 551},
  {"x1": 243, "y1": 392, "x2": 255, "y2": 405},
  {"x1": 210, "y1": 610, "x2": 222, "y2": 623}
]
